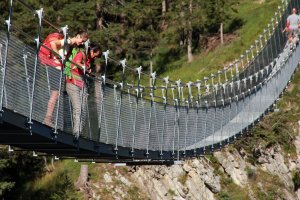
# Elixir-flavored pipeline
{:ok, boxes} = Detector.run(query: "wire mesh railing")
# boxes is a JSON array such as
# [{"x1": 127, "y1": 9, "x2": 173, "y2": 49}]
[{"x1": 0, "y1": 0, "x2": 299, "y2": 160}]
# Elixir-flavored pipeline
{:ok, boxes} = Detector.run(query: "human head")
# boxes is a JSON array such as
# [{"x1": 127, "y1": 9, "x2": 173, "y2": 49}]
[
  {"x1": 89, "y1": 45, "x2": 101, "y2": 59},
  {"x1": 73, "y1": 31, "x2": 88, "y2": 46},
  {"x1": 292, "y1": 8, "x2": 297, "y2": 14}
]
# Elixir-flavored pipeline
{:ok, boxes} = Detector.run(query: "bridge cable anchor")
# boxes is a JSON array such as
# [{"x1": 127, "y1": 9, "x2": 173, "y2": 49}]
[
  {"x1": 0, "y1": 109, "x2": 3, "y2": 124},
  {"x1": 51, "y1": 129, "x2": 58, "y2": 140},
  {"x1": 26, "y1": 118, "x2": 33, "y2": 135}
]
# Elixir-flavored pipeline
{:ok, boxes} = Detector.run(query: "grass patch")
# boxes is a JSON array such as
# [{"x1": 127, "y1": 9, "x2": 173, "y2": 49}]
[
  {"x1": 178, "y1": 172, "x2": 188, "y2": 185},
  {"x1": 126, "y1": 186, "x2": 145, "y2": 200},
  {"x1": 24, "y1": 167, "x2": 82, "y2": 200},
  {"x1": 234, "y1": 108, "x2": 298, "y2": 164},
  {"x1": 167, "y1": 189, "x2": 176, "y2": 196},
  {"x1": 245, "y1": 166, "x2": 256, "y2": 181},
  {"x1": 251, "y1": 169, "x2": 286, "y2": 200},
  {"x1": 162, "y1": 0, "x2": 279, "y2": 82},
  {"x1": 292, "y1": 170, "x2": 300, "y2": 191},
  {"x1": 217, "y1": 175, "x2": 249, "y2": 200},
  {"x1": 217, "y1": 191, "x2": 232, "y2": 200}
]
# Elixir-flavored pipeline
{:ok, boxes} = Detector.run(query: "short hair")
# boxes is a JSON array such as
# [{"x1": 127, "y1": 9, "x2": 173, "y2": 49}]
[
  {"x1": 90, "y1": 44, "x2": 101, "y2": 54},
  {"x1": 75, "y1": 30, "x2": 88, "y2": 40}
]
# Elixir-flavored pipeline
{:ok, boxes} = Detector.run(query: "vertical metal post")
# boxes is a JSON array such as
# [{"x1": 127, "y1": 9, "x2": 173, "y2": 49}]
[
  {"x1": 220, "y1": 99, "x2": 224, "y2": 146},
  {"x1": 77, "y1": 41, "x2": 90, "y2": 138},
  {"x1": 259, "y1": 35, "x2": 265, "y2": 69},
  {"x1": 160, "y1": 76, "x2": 169, "y2": 158},
  {"x1": 263, "y1": 29, "x2": 270, "y2": 65},
  {"x1": 131, "y1": 66, "x2": 142, "y2": 157},
  {"x1": 97, "y1": 50, "x2": 109, "y2": 142},
  {"x1": 146, "y1": 72, "x2": 156, "y2": 157},
  {"x1": 86, "y1": 90, "x2": 92, "y2": 139},
  {"x1": 53, "y1": 25, "x2": 67, "y2": 135},
  {"x1": 250, "y1": 45, "x2": 255, "y2": 60},
  {"x1": 0, "y1": 44, "x2": 3, "y2": 66},
  {"x1": 229, "y1": 64, "x2": 235, "y2": 97},
  {"x1": 250, "y1": 45, "x2": 255, "y2": 75},
  {"x1": 267, "y1": 24, "x2": 274, "y2": 62},
  {"x1": 274, "y1": 12, "x2": 282, "y2": 50},
  {"x1": 245, "y1": 50, "x2": 251, "y2": 78},
  {"x1": 234, "y1": 95, "x2": 239, "y2": 141},
  {"x1": 218, "y1": 71, "x2": 225, "y2": 147},
  {"x1": 271, "y1": 18, "x2": 279, "y2": 58},
  {"x1": 235, "y1": 59, "x2": 240, "y2": 80},
  {"x1": 240, "y1": 55, "x2": 245, "y2": 79},
  {"x1": 183, "y1": 81, "x2": 192, "y2": 156},
  {"x1": 211, "y1": 73, "x2": 216, "y2": 151},
  {"x1": 249, "y1": 75, "x2": 253, "y2": 93},
  {"x1": 194, "y1": 80, "x2": 201, "y2": 155},
  {"x1": 240, "y1": 92, "x2": 245, "y2": 134},
  {"x1": 22, "y1": 50, "x2": 31, "y2": 106},
  {"x1": 277, "y1": 6, "x2": 285, "y2": 48},
  {"x1": 203, "y1": 77, "x2": 209, "y2": 152},
  {"x1": 227, "y1": 97, "x2": 232, "y2": 144},
  {"x1": 45, "y1": 67, "x2": 51, "y2": 97},
  {"x1": 171, "y1": 86, "x2": 176, "y2": 158},
  {"x1": 115, "y1": 59, "x2": 126, "y2": 153},
  {"x1": 0, "y1": 0, "x2": 13, "y2": 121},
  {"x1": 28, "y1": 8, "x2": 43, "y2": 133},
  {"x1": 176, "y1": 79, "x2": 181, "y2": 160},
  {"x1": 246, "y1": 88, "x2": 251, "y2": 132}
]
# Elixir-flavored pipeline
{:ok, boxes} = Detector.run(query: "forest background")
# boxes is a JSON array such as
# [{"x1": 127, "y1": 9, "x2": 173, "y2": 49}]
[{"x1": 0, "y1": 0, "x2": 242, "y2": 80}]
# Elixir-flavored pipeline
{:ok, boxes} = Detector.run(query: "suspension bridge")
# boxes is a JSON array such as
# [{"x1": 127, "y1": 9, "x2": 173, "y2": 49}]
[{"x1": 0, "y1": 0, "x2": 298, "y2": 165}]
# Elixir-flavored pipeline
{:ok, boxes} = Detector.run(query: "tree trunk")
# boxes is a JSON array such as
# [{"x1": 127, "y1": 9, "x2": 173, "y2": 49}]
[
  {"x1": 187, "y1": 30, "x2": 193, "y2": 63},
  {"x1": 75, "y1": 165, "x2": 89, "y2": 189},
  {"x1": 43, "y1": 156, "x2": 52, "y2": 172},
  {"x1": 96, "y1": 2, "x2": 105, "y2": 30},
  {"x1": 149, "y1": 59, "x2": 153, "y2": 86},
  {"x1": 162, "y1": 0, "x2": 167, "y2": 16},
  {"x1": 220, "y1": 23, "x2": 224, "y2": 45},
  {"x1": 187, "y1": 0, "x2": 193, "y2": 63}
]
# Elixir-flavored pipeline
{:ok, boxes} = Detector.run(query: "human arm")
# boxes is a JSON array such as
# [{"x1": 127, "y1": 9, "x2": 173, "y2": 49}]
[
  {"x1": 50, "y1": 39, "x2": 64, "y2": 59},
  {"x1": 73, "y1": 52, "x2": 87, "y2": 70}
]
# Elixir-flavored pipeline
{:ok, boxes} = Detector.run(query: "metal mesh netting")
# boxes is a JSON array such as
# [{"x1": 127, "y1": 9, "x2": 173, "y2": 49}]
[{"x1": 0, "y1": 0, "x2": 299, "y2": 156}]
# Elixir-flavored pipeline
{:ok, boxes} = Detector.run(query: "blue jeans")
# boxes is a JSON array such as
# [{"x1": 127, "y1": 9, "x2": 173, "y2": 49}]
[{"x1": 66, "y1": 83, "x2": 87, "y2": 137}]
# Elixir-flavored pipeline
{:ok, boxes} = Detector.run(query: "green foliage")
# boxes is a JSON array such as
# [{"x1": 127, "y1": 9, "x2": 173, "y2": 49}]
[
  {"x1": 245, "y1": 166, "x2": 256, "y2": 180},
  {"x1": 167, "y1": 188, "x2": 176, "y2": 196},
  {"x1": 292, "y1": 170, "x2": 300, "y2": 191},
  {"x1": 251, "y1": 170, "x2": 286, "y2": 200},
  {"x1": 0, "y1": 0, "x2": 246, "y2": 77},
  {"x1": 178, "y1": 172, "x2": 188, "y2": 185},
  {"x1": 25, "y1": 170, "x2": 76, "y2": 200},
  {"x1": 217, "y1": 192, "x2": 232, "y2": 200},
  {"x1": 164, "y1": 0, "x2": 278, "y2": 82},
  {"x1": 217, "y1": 175, "x2": 249, "y2": 200},
  {"x1": 234, "y1": 108, "x2": 298, "y2": 164},
  {"x1": 0, "y1": 148, "x2": 44, "y2": 199},
  {"x1": 126, "y1": 186, "x2": 144, "y2": 200},
  {"x1": 0, "y1": 181, "x2": 14, "y2": 197}
]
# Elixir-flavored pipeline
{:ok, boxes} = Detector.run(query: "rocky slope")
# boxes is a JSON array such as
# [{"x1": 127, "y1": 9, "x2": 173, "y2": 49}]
[{"x1": 85, "y1": 122, "x2": 300, "y2": 200}]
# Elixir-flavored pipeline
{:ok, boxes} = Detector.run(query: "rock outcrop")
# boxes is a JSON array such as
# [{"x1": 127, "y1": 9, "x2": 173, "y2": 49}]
[{"x1": 132, "y1": 158, "x2": 220, "y2": 200}]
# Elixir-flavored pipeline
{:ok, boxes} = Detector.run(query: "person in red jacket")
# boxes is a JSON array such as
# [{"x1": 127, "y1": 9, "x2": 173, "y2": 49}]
[
  {"x1": 66, "y1": 45, "x2": 101, "y2": 137},
  {"x1": 40, "y1": 31, "x2": 88, "y2": 127}
]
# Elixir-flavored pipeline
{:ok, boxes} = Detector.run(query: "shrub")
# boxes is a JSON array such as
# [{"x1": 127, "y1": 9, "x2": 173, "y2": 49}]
[{"x1": 292, "y1": 170, "x2": 300, "y2": 191}]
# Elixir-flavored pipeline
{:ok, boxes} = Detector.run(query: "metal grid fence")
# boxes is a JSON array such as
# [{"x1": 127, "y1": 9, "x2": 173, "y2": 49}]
[{"x1": 0, "y1": 0, "x2": 299, "y2": 157}]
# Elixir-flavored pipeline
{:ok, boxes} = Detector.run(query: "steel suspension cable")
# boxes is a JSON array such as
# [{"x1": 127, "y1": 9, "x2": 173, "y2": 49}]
[{"x1": 0, "y1": 0, "x2": 13, "y2": 121}]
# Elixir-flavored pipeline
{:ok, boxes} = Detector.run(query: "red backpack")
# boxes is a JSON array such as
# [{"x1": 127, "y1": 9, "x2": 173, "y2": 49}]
[{"x1": 39, "y1": 33, "x2": 64, "y2": 65}]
